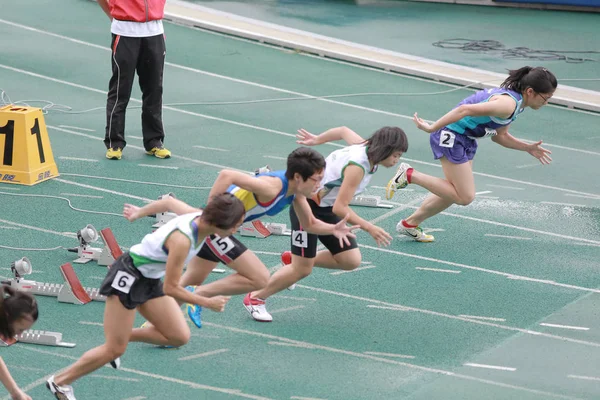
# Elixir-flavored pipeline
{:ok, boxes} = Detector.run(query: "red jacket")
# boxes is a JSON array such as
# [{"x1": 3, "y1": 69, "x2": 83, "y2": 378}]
[{"x1": 109, "y1": 0, "x2": 166, "y2": 22}]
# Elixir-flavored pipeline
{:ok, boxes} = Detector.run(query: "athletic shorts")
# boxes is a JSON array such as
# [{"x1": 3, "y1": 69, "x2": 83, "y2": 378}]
[
  {"x1": 430, "y1": 129, "x2": 478, "y2": 164},
  {"x1": 289, "y1": 199, "x2": 358, "y2": 259},
  {"x1": 99, "y1": 253, "x2": 164, "y2": 310},
  {"x1": 196, "y1": 234, "x2": 247, "y2": 264}
]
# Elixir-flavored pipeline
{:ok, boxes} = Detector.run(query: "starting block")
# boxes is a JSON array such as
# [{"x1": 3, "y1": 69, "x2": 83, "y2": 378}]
[
  {"x1": 1, "y1": 263, "x2": 106, "y2": 305},
  {"x1": 0, "y1": 105, "x2": 59, "y2": 185},
  {"x1": 238, "y1": 220, "x2": 291, "y2": 238},
  {"x1": 0, "y1": 330, "x2": 75, "y2": 348},
  {"x1": 151, "y1": 192, "x2": 178, "y2": 229},
  {"x1": 69, "y1": 226, "x2": 122, "y2": 266},
  {"x1": 350, "y1": 195, "x2": 393, "y2": 209}
]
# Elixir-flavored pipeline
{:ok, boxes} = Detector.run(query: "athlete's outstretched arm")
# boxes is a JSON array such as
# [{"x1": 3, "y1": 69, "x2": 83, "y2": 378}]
[
  {"x1": 492, "y1": 126, "x2": 552, "y2": 164},
  {"x1": 123, "y1": 198, "x2": 199, "y2": 222},
  {"x1": 413, "y1": 95, "x2": 517, "y2": 134},
  {"x1": 296, "y1": 127, "x2": 364, "y2": 146},
  {"x1": 208, "y1": 170, "x2": 281, "y2": 200},
  {"x1": 331, "y1": 165, "x2": 392, "y2": 247},
  {"x1": 0, "y1": 357, "x2": 31, "y2": 400},
  {"x1": 292, "y1": 195, "x2": 358, "y2": 246}
]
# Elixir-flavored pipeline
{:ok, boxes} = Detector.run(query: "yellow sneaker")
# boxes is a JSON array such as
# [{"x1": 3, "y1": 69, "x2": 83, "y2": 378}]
[
  {"x1": 146, "y1": 146, "x2": 171, "y2": 159},
  {"x1": 106, "y1": 147, "x2": 122, "y2": 160}
]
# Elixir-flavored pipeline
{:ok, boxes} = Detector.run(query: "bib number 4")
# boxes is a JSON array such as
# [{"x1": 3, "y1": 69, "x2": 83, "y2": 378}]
[{"x1": 292, "y1": 230, "x2": 308, "y2": 248}]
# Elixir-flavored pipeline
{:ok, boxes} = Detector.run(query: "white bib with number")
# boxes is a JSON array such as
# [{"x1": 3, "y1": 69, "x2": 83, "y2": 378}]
[
  {"x1": 292, "y1": 230, "x2": 308, "y2": 248},
  {"x1": 439, "y1": 130, "x2": 456, "y2": 148},
  {"x1": 111, "y1": 271, "x2": 136, "y2": 294}
]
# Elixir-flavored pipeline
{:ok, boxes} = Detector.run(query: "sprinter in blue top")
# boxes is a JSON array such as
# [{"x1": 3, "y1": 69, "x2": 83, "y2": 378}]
[{"x1": 385, "y1": 66, "x2": 556, "y2": 242}]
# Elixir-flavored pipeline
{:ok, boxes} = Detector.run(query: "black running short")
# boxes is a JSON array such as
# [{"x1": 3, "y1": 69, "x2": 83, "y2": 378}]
[
  {"x1": 196, "y1": 234, "x2": 248, "y2": 264},
  {"x1": 99, "y1": 253, "x2": 165, "y2": 310},
  {"x1": 289, "y1": 199, "x2": 357, "y2": 258}
]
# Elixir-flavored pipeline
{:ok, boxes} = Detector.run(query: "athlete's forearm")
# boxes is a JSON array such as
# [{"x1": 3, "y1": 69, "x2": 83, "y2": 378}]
[
  {"x1": 316, "y1": 127, "x2": 363, "y2": 145},
  {"x1": 0, "y1": 357, "x2": 21, "y2": 397},
  {"x1": 429, "y1": 107, "x2": 468, "y2": 132},
  {"x1": 332, "y1": 204, "x2": 371, "y2": 232},
  {"x1": 492, "y1": 132, "x2": 531, "y2": 151}
]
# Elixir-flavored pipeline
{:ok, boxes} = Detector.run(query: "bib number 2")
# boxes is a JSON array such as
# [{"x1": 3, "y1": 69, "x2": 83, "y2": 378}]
[
  {"x1": 111, "y1": 271, "x2": 136, "y2": 294},
  {"x1": 439, "y1": 130, "x2": 455, "y2": 148}
]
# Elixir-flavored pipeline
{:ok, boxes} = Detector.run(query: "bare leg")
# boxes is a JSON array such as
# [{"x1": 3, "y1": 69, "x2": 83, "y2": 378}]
[
  {"x1": 313, "y1": 248, "x2": 361, "y2": 270},
  {"x1": 252, "y1": 254, "x2": 314, "y2": 299},
  {"x1": 131, "y1": 296, "x2": 190, "y2": 347},
  {"x1": 195, "y1": 250, "x2": 269, "y2": 297},
  {"x1": 179, "y1": 257, "x2": 217, "y2": 289},
  {"x1": 54, "y1": 296, "x2": 136, "y2": 386}
]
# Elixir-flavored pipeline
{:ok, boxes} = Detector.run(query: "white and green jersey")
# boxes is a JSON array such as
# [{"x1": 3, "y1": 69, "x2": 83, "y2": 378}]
[
  {"x1": 314, "y1": 144, "x2": 376, "y2": 207},
  {"x1": 129, "y1": 212, "x2": 205, "y2": 279}
]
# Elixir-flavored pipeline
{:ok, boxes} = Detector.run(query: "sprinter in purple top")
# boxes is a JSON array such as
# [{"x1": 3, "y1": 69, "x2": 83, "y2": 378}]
[{"x1": 385, "y1": 66, "x2": 556, "y2": 242}]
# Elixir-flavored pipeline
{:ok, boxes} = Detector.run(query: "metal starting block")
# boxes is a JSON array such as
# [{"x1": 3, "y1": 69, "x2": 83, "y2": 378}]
[
  {"x1": 238, "y1": 220, "x2": 291, "y2": 238},
  {"x1": 0, "y1": 330, "x2": 75, "y2": 348},
  {"x1": 350, "y1": 195, "x2": 393, "y2": 208}
]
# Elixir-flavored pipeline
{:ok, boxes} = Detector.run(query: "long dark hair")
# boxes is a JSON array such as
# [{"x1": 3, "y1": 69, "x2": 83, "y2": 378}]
[
  {"x1": 364, "y1": 126, "x2": 408, "y2": 166},
  {"x1": 0, "y1": 285, "x2": 38, "y2": 338},
  {"x1": 500, "y1": 66, "x2": 557, "y2": 94},
  {"x1": 202, "y1": 193, "x2": 245, "y2": 229}
]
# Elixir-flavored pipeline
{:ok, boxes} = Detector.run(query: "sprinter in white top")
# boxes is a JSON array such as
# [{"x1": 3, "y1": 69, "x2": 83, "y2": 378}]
[
  {"x1": 46, "y1": 193, "x2": 245, "y2": 400},
  {"x1": 244, "y1": 126, "x2": 408, "y2": 322}
]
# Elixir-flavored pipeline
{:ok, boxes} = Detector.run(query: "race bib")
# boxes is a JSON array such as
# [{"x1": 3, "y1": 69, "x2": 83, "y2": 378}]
[
  {"x1": 291, "y1": 230, "x2": 308, "y2": 248},
  {"x1": 111, "y1": 271, "x2": 136, "y2": 294},
  {"x1": 211, "y1": 236, "x2": 235, "y2": 256},
  {"x1": 439, "y1": 130, "x2": 456, "y2": 148}
]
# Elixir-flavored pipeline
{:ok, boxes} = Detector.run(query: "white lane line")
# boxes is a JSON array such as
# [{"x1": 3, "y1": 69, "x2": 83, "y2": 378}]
[
  {"x1": 475, "y1": 191, "x2": 493, "y2": 195},
  {"x1": 476, "y1": 196, "x2": 500, "y2": 199},
  {"x1": 486, "y1": 184, "x2": 525, "y2": 190},
  {"x1": 253, "y1": 251, "x2": 283, "y2": 256},
  {"x1": 58, "y1": 125, "x2": 95, "y2": 132},
  {"x1": 205, "y1": 322, "x2": 578, "y2": 399},
  {"x1": 297, "y1": 284, "x2": 600, "y2": 348},
  {"x1": 459, "y1": 315, "x2": 506, "y2": 322},
  {"x1": 0, "y1": 226, "x2": 20, "y2": 230},
  {"x1": 290, "y1": 396, "x2": 328, "y2": 400},
  {"x1": 541, "y1": 201, "x2": 587, "y2": 207},
  {"x1": 367, "y1": 305, "x2": 410, "y2": 311},
  {"x1": 178, "y1": 348, "x2": 230, "y2": 361},
  {"x1": 60, "y1": 172, "x2": 212, "y2": 190},
  {"x1": 539, "y1": 323, "x2": 589, "y2": 331},
  {"x1": 193, "y1": 145, "x2": 229, "y2": 151},
  {"x1": 60, "y1": 193, "x2": 104, "y2": 199},
  {"x1": 515, "y1": 163, "x2": 542, "y2": 169},
  {"x1": 269, "y1": 305, "x2": 306, "y2": 315},
  {"x1": 90, "y1": 375, "x2": 140, "y2": 382},
  {"x1": 122, "y1": 397, "x2": 147, "y2": 400},
  {"x1": 79, "y1": 321, "x2": 103, "y2": 326},
  {"x1": 574, "y1": 243, "x2": 600, "y2": 247},
  {"x1": 565, "y1": 193, "x2": 600, "y2": 200},
  {"x1": 268, "y1": 341, "x2": 316, "y2": 349},
  {"x1": 0, "y1": 186, "x2": 20, "y2": 191},
  {"x1": 363, "y1": 351, "x2": 415, "y2": 359},
  {"x1": 464, "y1": 363, "x2": 516, "y2": 372},
  {"x1": 55, "y1": 178, "x2": 153, "y2": 202},
  {"x1": 568, "y1": 375, "x2": 600, "y2": 382},
  {"x1": 137, "y1": 164, "x2": 179, "y2": 170},
  {"x1": 128, "y1": 135, "x2": 143, "y2": 139},
  {"x1": 263, "y1": 155, "x2": 287, "y2": 160},
  {"x1": 272, "y1": 295, "x2": 317, "y2": 301},
  {"x1": 415, "y1": 267, "x2": 461, "y2": 274},
  {"x1": 59, "y1": 156, "x2": 99, "y2": 162},
  {"x1": 330, "y1": 265, "x2": 376, "y2": 275},
  {"x1": 484, "y1": 234, "x2": 532, "y2": 240}
]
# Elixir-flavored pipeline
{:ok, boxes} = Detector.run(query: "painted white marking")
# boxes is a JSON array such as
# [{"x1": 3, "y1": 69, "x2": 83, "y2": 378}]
[
  {"x1": 137, "y1": 164, "x2": 179, "y2": 170},
  {"x1": 297, "y1": 285, "x2": 600, "y2": 348},
  {"x1": 60, "y1": 193, "x2": 104, "y2": 199},
  {"x1": 371, "y1": 185, "x2": 414, "y2": 192},
  {"x1": 58, "y1": 125, "x2": 95, "y2": 132},
  {"x1": 515, "y1": 163, "x2": 542, "y2": 169},
  {"x1": 290, "y1": 396, "x2": 328, "y2": 400},
  {"x1": 193, "y1": 145, "x2": 229, "y2": 152},
  {"x1": 6, "y1": 365, "x2": 43, "y2": 372},
  {"x1": 79, "y1": 321, "x2": 103, "y2": 326},
  {"x1": 565, "y1": 193, "x2": 600, "y2": 200},
  {"x1": 90, "y1": 375, "x2": 140, "y2": 382},
  {"x1": 269, "y1": 305, "x2": 305, "y2": 314},
  {"x1": 540, "y1": 323, "x2": 589, "y2": 331},
  {"x1": 330, "y1": 265, "x2": 376, "y2": 275},
  {"x1": 484, "y1": 234, "x2": 532, "y2": 240},
  {"x1": 520, "y1": 139, "x2": 600, "y2": 156},
  {"x1": 253, "y1": 250, "x2": 283, "y2": 256},
  {"x1": 486, "y1": 184, "x2": 525, "y2": 190},
  {"x1": 464, "y1": 363, "x2": 516, "y2": 372},
  {"x1": 476, "y1": 195, "x2": 500, "y2": 199},
  {"x1": 203, "y1": 322, "x2": 575, "y2": 399},
  {"x1": 128, "y1": 135, "x2": 143, "y2": 140},
  {"x1": 574, "y1": 243, "x2": 600, "y2": 247},
  {"x1": 0, "y1": 226, "x2": 20, "y2": 230},
  {"x1": 272, "y1": 295, "x2": 317, "y2": 301},
  {"x1": 415, "y1": 267, "x2": 461, "y2": 274},
  {"x1": 363, "y1": 351, "x2": 415, "y2": 359},
  {"x1": 568, "y1": 375, "x2": 600, "y2": 382},
  {"x1": 586, "y1": 136, "x2": 600, "y2": 140},
  {"x1": 60, "y1": 172, "x2": 212, "y2": 190},
  {"x1": 268, "y1": 341, "x2": 316, "y2": 349},
  {"x1": 122, "y1": 397, "x2": 147, "y2": 400},
  {"x1": 178, "y1": 348, "x2": 230, "y2": 361},
  {"x1": 475, "y1": 190, "x2": 493, "y2": 195},
  {"x1": 59, "y1": 156, "x2": 98, "y2": 162},
  {"x1": 55, "y1": 178, "x2": 153, "y2": 202},
  {"x1": 367, "y1": 305, "x2": 410, "y2": 311},
  {"x1": 0, "y1": 186, "x2": 20, "y2": 191},
  {"x1": 541, "y1": 201, "x2": 586, "y2": 207},
  {"x1": 459, "y1": 315, "x2": 506, "y2": 322},
  {"x1": 263, "y1": 155, "x2": 287, "y2": 160}
]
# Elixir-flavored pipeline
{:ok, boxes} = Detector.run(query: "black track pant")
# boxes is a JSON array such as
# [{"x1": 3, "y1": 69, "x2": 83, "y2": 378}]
[{"x1": 104, "y1": 33, "x2": 166, "y2": 151}]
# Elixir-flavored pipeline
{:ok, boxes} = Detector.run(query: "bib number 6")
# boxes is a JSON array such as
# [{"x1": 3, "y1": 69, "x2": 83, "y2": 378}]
[
  {"x1": 111, "y1": 271, "x2": 136, "y2": 294},
  {"x1": 439, "y1": 130, "x2": 455, "y2": 148}
]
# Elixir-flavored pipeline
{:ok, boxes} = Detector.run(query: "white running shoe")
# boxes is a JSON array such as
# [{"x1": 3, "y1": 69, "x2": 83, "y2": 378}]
[
  {"x1": 396, "y1": 221, "x2": 435, "y2": 242},
  {"x1": 243, "y1": 293, "x2": 273, "y2": 322},
  {"x1": 385, "y1": 162, "x2": 412, "y2": 200},
  {"x1": 46, "y1": 375, "x2": 77, "y2": 400}
]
